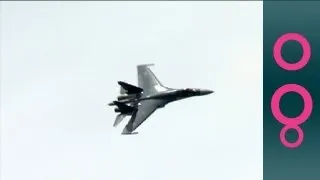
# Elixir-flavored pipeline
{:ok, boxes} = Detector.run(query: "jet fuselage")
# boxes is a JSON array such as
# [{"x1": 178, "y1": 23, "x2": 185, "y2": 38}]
[{"x1": 109, "y1": 88, "x2": 213, "y2": 107}]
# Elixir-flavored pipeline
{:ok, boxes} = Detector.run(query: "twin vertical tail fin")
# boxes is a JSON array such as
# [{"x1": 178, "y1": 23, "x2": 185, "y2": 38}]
[
  {"x1": 113, "y1": 114, "x2": 126, "y2": 127},
  {"x1": 118, "y1": 81, "x2": 143, "y2": 94},
  {"x1": 120, "y1": 86, "x2": 126, "y2": 95}
]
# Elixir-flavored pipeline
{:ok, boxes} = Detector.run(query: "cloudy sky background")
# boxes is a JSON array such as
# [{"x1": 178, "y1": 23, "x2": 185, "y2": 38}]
[{"x1": 1, "y1": 2, "x2": 262, "y2": 180}]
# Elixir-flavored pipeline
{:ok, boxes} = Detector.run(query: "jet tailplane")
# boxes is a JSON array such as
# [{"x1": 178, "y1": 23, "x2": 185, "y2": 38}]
[{"x1": 113, "y1": 114, "x2": 126, "y2": 127}]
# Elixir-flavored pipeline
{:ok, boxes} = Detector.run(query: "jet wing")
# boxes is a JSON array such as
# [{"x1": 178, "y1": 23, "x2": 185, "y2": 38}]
[
  {"x1": 122, "y1": 99, "x2": 166, "y2": 134},
  {"x1": 137, "y1": 64, "x2": 167, "y2": 95}
]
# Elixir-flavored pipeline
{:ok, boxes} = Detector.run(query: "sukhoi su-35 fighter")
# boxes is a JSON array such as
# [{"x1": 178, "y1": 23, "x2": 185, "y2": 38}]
[{"x1": 108, "y1": 64, "x2": 214, "y2": 135}]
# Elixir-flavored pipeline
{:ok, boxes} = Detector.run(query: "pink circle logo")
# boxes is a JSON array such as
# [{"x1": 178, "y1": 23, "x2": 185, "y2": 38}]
[
  {"x1": 271, "y1": 84, "x2": 313, "y2": 148},
  {"x1": 272, "y1": 32, "x2": 313, "y2": 148},
  {"x1": 273, "y1": 33, "x2": 311, "y2": 71}
]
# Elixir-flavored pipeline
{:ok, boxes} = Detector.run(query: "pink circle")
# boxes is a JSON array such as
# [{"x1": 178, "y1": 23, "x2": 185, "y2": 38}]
[
  {"x1": 280, "y1": 125, "x2": 304, "y2": 148},
  {"x1": 273, "y1": 33, "x2": 311, "y2": 71},
  {"x1": 271, "y1": 84, "x2": 313, "y2": 126}
]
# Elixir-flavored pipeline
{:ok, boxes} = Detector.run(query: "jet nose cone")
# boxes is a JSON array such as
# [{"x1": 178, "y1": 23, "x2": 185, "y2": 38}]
[{"x1": 200, "y1": 89, "x2": 214, "y2": 95}]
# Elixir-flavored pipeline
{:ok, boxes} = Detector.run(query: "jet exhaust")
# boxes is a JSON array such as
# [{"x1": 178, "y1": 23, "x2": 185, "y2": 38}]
[
  {"x1": 117, "y1": 94, "x2": 137, "y2": 101},
  {"x1": 113, "y1": 101, "x2": 137, "y2": 115}
]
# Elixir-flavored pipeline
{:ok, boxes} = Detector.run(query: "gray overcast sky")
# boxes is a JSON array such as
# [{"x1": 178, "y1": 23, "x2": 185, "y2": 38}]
[{"x1": 1, "y1": 2, "x2": 262, "y2": 180}]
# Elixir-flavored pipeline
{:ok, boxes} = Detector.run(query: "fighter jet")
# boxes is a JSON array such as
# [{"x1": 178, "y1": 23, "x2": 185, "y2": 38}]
[{"x1": 108, "y1": 64, "x2": 214, "y2": 135}]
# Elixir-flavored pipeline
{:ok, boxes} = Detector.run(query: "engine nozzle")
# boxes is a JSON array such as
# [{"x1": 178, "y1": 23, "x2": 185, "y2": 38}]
[{"x1": 117, "y1": 94, "x2": 137, "y2": 101}]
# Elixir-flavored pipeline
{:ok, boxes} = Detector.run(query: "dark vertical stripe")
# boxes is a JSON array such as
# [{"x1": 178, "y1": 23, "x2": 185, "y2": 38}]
[{"x1": 264, "y1": 1, "x2": 320, "y2": 180}]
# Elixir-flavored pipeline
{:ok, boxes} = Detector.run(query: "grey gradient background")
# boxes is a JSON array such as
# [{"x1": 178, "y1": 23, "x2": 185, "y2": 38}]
[
  {"x1": 264, "y1": 1, "x2": 320, "y2": 180},
  {"x1": 1, "y1": 2, "x2": 262, "y2": 180}
]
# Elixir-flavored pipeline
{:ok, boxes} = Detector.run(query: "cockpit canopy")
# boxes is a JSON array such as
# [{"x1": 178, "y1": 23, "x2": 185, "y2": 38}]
[
  {"x1": 184, "y1": 88, "x2": 200, "y2": 96},
  {"x1": 185, "y1": 88, "x2": 197, "y2": 92}
]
